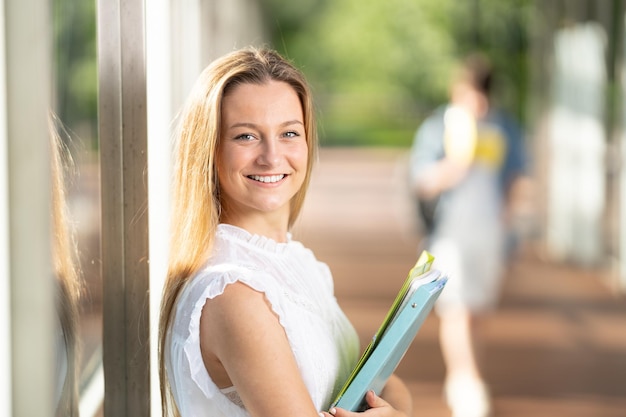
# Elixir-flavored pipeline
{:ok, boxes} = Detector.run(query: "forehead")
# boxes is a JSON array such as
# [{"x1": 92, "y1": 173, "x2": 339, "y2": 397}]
[{"x1": 221, "y1": 81, "x2": 303, "y2": 119}]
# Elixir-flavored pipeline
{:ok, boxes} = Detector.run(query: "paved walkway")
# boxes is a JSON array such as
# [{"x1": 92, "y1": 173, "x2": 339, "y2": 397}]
[{"x1": 294, "y1": 147, "x2": 626, "y2": 417}]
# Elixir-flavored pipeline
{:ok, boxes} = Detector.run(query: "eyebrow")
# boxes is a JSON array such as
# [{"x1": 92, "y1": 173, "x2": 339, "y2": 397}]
[{"x1": 229, "y1": 120, "x2": 304, "y2": 129}]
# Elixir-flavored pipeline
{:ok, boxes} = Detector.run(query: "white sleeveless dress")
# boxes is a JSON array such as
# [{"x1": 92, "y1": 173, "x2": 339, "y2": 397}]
[{"x1": 165, "y1": 224, "x2": 360, "y2": 416}]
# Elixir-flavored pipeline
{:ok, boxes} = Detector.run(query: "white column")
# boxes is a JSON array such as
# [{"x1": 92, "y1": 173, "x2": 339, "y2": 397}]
[
  {"x1": 146, "y1": 1, "x2": 173, "y2": 416},
  {"x1": 0, "y1": 0, "x2": 10, "y2": 414},
  {"x1": 3, "y1": 0, "x2": 54, "y2": 416},
  {"x1": 547, "y1": 22, "x2": 607, "y2": 265}
]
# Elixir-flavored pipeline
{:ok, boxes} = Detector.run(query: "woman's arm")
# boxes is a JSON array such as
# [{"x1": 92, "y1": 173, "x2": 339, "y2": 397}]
[
  {"x1": 200, "y1": 281, "x2": 321, "y2": 417},
  {"x1": 379, "y1": 374, "x2": 412, "y2": 415}
]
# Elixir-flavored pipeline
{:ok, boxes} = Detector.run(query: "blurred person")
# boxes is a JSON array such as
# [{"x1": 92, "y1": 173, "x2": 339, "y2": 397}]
[
  {"x1": 50, "y1": 113, "x2": 82, "y2": 417},
  {"x1": 409, "y1": 53, "x2": 527, "y2": 417},
  {"x1": 158, "y1": 46, "x2": 413, "y2": 417}
]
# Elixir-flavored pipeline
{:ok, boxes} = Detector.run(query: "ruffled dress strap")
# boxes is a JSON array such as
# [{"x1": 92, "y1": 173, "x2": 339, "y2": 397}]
[{"x1": 181, "y1": 263, "x2": 291, "y2": 397}]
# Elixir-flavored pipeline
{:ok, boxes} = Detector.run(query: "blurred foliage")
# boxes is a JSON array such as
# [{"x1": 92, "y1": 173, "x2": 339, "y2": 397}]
[
  {"x1": 52, "y1": 0, "x2": 98, "y2": 149},
  {"x1": 51, "y1": 0, "x2": 532, "y2": 148},
  {"x1": 261, "y1": 0, "x2": 532, "y2": 146}
]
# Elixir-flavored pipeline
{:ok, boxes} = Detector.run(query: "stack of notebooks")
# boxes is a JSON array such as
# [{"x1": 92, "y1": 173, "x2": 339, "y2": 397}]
[{"x1": 330, "y1": 251, "x2": 448, "y2": 411}]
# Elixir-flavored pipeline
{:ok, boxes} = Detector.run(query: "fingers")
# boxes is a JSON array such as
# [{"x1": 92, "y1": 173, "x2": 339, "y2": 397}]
[
  {"x1": 326, "y1": 405, "x2": 351, "y2": 417},
  {"x1": 328, "y1": 406, "x2": 343, "y2": 416},
  {"x1": 365, "y1": 390, "x2": 389, "y2": 409},
  {"x1": 324, "y1": 391, "x2": 392, "y2": 417}
]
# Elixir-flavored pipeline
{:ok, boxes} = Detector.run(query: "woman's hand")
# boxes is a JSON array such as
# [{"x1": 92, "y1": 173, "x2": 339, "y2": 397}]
[{"x1": 320, "y1": 390, "x2": 409, "y2": 417}]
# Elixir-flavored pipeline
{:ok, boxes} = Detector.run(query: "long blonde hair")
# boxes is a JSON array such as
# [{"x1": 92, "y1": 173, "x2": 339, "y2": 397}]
[
  {"x1": 158, "y1": 46, "x2": 318, "y2": 416},
  {"x1": 50, "y1": 113, "x2": 82, "y2": 417}
]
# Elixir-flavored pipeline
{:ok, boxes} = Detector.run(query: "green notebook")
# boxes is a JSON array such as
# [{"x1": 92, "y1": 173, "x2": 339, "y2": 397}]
[{"x1": 330, "y1": 250, "x2": 447, "y2": 411}]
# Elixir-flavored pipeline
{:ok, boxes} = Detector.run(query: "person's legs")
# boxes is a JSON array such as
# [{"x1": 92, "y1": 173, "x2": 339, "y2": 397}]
[
  {"x1": 428, "y1": 234, "x2": 497, "y2": 416},
  {"x1": 439, "y1": 308, "x2": 483, "y2": 379},
  {"x1": 439, "y1": 308, "x2": 491, "y2": 417}
]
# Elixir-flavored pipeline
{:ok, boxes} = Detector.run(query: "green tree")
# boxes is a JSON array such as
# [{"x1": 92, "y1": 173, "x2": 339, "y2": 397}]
[
  {"x1": 262, "y1": 0, "x2": 531, "y2": 146},
  {"x1": 53, "y1": 0, "x2": 98, "y2": 148}
]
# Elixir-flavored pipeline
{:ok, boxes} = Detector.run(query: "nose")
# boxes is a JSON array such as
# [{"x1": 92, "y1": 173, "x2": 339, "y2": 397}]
[{"x1": 256, "y1": 138, "x2": 280, "y2": 167}]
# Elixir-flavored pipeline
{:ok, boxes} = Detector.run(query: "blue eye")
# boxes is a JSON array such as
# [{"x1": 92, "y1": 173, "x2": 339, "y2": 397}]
[
  {"x1": 284, "y1": 131, "x2": 300, "y2": 138},
  {"x1": 235, "y1": 133, "x2": 255, "y2": 141}
]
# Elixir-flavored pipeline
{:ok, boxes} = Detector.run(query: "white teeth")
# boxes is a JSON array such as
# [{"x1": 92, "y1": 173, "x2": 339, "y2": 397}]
[{"x1": 250, "y1": 174, "x2": 285, "y2": 183}]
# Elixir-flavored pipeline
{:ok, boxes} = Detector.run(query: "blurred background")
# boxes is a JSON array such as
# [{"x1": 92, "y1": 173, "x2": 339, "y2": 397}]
[{"x1": 5, "y1": 0, "x2": 625, "y2": 416}]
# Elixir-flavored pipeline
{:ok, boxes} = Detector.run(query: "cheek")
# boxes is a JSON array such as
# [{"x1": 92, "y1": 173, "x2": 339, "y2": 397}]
[
  {"x1": 216, "y1": 145, "x2": 240, "y2": 178},
  {"x1": 216, "y1": 147, "x2": 236, "y2": 192},
  {"x1": 293, "y1": 142, "x2": 309, "y2": 171}
]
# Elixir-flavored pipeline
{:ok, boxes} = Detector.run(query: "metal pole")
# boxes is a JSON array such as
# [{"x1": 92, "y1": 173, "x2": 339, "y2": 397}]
[{"x1": 96, "y1": 0, "x2": 150, "y2": 415}]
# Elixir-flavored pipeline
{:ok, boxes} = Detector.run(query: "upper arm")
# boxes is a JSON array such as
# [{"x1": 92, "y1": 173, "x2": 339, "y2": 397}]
[
  {"x1": 409, "y1": 113, "x2": 446, "y2": 184},
  {"x1": 199, "y1": 281, "x2": 320, "y2": 417}
]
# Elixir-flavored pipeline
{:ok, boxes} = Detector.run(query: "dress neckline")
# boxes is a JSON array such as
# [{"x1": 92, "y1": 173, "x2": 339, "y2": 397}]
[{"x1": 217, "y1": 223, "x2": 293, "y2": 253}]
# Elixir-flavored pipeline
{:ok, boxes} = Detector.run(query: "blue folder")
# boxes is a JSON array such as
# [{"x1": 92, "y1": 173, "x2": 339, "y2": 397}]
[{"x1": 330, "y1": 251, "x2": 448, "y2": 411}]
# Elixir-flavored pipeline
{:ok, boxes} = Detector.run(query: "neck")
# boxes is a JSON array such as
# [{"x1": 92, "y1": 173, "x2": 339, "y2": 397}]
[{"x1": 220, "y1": 213, "x2": 289, "y2": 243}]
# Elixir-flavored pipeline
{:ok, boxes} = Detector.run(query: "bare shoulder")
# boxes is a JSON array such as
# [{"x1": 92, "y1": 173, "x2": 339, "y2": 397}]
[
  {"x1": 198, "y1": 281, "x2": 319, "y2": 416},
  {"x1": 201, "y1": 281, "x2": 275, "y2": 324},
  {"x1": 200, "y1": 281, "x2": 280, "y2": 353}
]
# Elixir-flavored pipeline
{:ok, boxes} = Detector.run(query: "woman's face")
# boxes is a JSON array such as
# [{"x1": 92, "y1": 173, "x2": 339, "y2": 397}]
[{"x1": 217, "y1": 80, "x2": 308, "y2": 232}]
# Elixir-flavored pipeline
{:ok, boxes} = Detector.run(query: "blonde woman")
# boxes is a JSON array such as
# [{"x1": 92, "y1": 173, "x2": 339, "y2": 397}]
[{"x1": 158, "y1": 47, "x2": 412, "y2": 417}]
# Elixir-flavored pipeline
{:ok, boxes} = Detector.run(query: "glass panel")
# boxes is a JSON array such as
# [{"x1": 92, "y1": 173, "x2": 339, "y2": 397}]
[{"x1": 52, "y1": 0, "x2": 102, "y2": 416}]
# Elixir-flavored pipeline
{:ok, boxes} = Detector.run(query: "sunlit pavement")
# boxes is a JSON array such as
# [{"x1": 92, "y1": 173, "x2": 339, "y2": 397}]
[{"x1": 294, "y1": 147, "x2": 626, "y2": 417}]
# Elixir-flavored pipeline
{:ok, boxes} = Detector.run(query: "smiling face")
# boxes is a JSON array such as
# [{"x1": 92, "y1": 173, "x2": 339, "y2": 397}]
[{"x1": 217, "y1": 80, "x2": 308, "y2": 238}]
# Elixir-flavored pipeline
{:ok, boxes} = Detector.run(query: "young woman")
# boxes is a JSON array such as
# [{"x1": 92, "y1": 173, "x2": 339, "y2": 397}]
[{"x1": 158, "y1": 47, "x2": 412, "y2": 417}]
